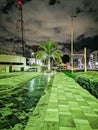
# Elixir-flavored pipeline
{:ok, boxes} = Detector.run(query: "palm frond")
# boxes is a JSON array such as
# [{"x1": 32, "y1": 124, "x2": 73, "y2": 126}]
[
  {"x1": 36, "y1": 50, "x2": 48, "y2": 60},
  {"x1": 36, "y1": 40, "x2": 63, "y2": 70}
]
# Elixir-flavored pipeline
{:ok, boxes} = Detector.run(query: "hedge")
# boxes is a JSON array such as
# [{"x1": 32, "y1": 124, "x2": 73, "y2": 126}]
[
  {"x1": 73, "y1": 72, "x2": 98, "y2": 98},
  {"x1": 62, "y1": 71, "x2": 98, "y2": 98}
]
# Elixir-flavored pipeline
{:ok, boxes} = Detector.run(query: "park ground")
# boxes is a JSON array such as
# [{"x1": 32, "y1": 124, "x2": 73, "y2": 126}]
[
  {"x1": 0, "y1": 72, "x2": 98, "y2": 130},
  {"x1": 25, "y1": 72, "x2": 98, "y2": 130}
]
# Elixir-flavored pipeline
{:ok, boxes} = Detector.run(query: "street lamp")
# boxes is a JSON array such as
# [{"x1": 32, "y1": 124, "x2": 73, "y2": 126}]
[{"x1": 71, "y1": 15, "x2": 77, "y2": 73}]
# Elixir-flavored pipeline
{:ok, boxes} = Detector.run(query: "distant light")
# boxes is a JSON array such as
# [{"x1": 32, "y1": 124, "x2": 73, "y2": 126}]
[
  {"x1": 32, "y1": 52, "x2": 34, "y2": 55},
  {"x1": 18, "y1": 0, "x2": 23, "y2": 6},
  {"x1": 90, "y1": 54, "x2": 93, "y2": 58},
  {"x1": 95, "y1": 62, "x2": 98, "y2": 65}
]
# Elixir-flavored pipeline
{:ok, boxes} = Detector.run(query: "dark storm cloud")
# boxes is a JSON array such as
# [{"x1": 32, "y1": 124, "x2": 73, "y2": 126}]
[
  {"x1": 76, "y1": 7, "x2": 97, "y2": 14},
  {"x1": 75, "y1": 35, "x2": 98, "y2": 50},
  {"x1": 54, "y1": 27, "x2": 61, "y2": 34},
  {"x1": 23, "y1": 0, "x2": 32, "y2": 3},
  {"x1": 0, "y1": 35, "x2": 13, "y2": 43},
  {"x1": 25, "y1": 28, "x2": 32, "y2": 32},
  {"x1": 76, "y1": 7, "x2": 83, "y2": 14},
  {"x1": 1, "y1": 0, "x2": 33, "y2": 14},
  {"x1": 5, "y1": 37, "x2": 13, "y2": 42},
  {"x1": 0, "y1": 25, "x2": 14, "y2": 37},
  {"x1": 94, "y1": 17, "x2": 98, "y2": 22},
  {"x1": 49, "y1": 0, "x2": 56, "y2": 5},
  {"x1": 34, "y1": 20, "x2": 42, "y2": 28},
  {"x1": 75, "y1": 0, "x2": 98, "y2": 15},
  {"x1": 1, "y1": 0, "x2": 15, "y2": 14},
  {"x1": 82, "y1": 0, "x2": 97, "y2": 12},
  {"x1": 87, "y1": 27, "x2": 98, "y2": 34},
  {"x1": 0, "y1": 25, "x2": 7, "y2": 32},
  {"x1": 0, "y1": 0, "x2": 98, "y2": 48},
  {"x1": 25, "y1": 19, "x2": 42, "y2": 28},
  {"x1": 82, "y1": 0, "x2": 91, "y2": 8},
  {"x1": 0, "y1": 36, "x2": 5, "y2": 42},
  {"x1": 5, "y1": 16, "x2": 13, "y2": 23},
  {"x1": 88, "y1": 8, "x2": 97, "y2": 13},
  {"x1": 77, "y1": 34, "x2": 85, "y2": 41},
  {"x1": 0, "y1": 24, "x2": 15, "y2": 36}
]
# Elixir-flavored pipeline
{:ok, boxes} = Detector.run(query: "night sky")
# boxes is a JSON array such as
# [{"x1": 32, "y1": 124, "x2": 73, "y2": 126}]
[{"x1": 0, "y1": 0, "x2": 98, "y2": 52}]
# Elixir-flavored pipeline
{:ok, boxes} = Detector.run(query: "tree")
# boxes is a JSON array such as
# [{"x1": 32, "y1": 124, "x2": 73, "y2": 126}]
[{"x1": 36, "y1": 40, "x2": 63, "y2": 70}]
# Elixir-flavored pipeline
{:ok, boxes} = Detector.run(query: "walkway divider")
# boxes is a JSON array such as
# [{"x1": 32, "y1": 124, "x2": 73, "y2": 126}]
[{"x1": 25, "y1": 72, "x2": 98, "y2": 130}]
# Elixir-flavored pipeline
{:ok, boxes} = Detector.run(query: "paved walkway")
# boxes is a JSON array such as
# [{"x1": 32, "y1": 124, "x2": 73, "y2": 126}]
[{"x1": 25, "y1": 72, "x2": 98, "y2": 130}]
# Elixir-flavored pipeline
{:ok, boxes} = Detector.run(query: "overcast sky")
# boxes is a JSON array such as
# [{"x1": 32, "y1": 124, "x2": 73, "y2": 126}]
[{"x1": 0, "y1": 0, "x2": 98, "y2": 50}]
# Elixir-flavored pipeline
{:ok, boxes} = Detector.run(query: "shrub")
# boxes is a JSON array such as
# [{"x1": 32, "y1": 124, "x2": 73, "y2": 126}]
[
  {"x1": 76, "y1": 77, "x2": 91, "y2": 91},
  {"x1": 91, "y1": 81, "x2": 98, "y2": 98},
  {"x1": 73, "y1": 72, "x2": 98, "y2": 98}
]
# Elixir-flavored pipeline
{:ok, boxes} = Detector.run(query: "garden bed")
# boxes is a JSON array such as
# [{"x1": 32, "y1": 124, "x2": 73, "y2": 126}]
[{"x1": 63, "y1": 70, "x2": 98, "y2": 98}]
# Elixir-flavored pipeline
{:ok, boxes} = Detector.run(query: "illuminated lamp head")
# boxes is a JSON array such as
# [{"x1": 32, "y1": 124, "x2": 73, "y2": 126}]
[{"x1": 18, "y1": 0, "x2": 23, "y2": 6}]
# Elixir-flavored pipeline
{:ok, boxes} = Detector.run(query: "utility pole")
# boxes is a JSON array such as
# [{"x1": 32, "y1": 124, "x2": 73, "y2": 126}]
[
  {"x1": 71, "y1": 15, "x2": 76, "y2": 73},
  {"x1": 84, "y1": 47, "x2": 87, "y2": 72}
]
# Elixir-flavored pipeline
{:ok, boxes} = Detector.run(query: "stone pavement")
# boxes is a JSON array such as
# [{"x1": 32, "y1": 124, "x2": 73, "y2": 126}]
[{"x1": 25, "y1": 72, "x2": 98, "y2": 130}]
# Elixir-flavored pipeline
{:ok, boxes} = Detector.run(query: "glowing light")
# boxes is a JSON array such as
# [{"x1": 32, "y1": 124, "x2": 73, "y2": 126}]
[{"x1": 18, "y1": 0, "x2": 23, "y2": 6}]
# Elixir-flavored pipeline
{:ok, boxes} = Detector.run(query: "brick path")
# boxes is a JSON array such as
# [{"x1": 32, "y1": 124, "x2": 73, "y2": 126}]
[{"x1": 25, "y1": 72, "x2": 98, "y2": 130}]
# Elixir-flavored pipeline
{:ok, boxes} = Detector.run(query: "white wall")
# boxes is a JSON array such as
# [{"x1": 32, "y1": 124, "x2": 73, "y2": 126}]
[{"x1": 0, "y1": 54, "x2": 26, "y2": 72}]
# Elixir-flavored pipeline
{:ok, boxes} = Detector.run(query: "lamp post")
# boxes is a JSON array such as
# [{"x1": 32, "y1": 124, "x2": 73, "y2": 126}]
[
  {"x1": 71, "y1": 15, "x2": 76, "y2": 73},
  {"x1": 84, "y1": 47, "x2": 87, "y2": 72}
]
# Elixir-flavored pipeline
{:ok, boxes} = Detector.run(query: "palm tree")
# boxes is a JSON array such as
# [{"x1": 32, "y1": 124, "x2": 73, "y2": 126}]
[{"x1": 36, "y1": 40, "x2": 63, "y2": 70}]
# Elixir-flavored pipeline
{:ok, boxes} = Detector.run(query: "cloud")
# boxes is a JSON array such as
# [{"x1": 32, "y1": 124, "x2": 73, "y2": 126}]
[
  {"x1": 94, "y1": 17, "x2": 98, "y2": 22},
  {"x1": 1, "y1": 0, "x2": 34, "y2": 14},
  {"x1": 1, "y1": 0, "x2": 15, "y2": 14},
  {"x1": 48, "y1": 0, "x2": 56, "y2": 5},
  {"x1": 75, "y1": 35, "x2": 98, "y2": 50},
  {"x1": 0, "y1": 0, "x2": 98, "y2": 47},
  {"x1": 82, "y1": 0, "x2": 92, "y2": 8},
  {"x1": 53, "y1": 27, "x2": 61, "y2": 34}
]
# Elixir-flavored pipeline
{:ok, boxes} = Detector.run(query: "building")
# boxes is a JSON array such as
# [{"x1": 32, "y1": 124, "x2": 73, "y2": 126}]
[
  {"x1": 0, "y1": 54, "x2": 26, "y2": 72},
  {"x1": 89, "y1": 51, "x2": 98, "y2": 69}
]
